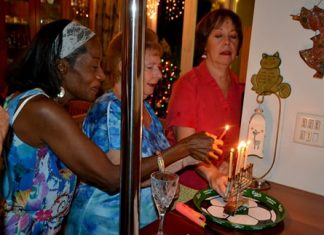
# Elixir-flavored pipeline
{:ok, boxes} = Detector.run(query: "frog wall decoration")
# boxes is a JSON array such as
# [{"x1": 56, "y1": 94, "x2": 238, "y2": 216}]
[
  {"x1": 291, "y1": 5, "x2": 324, "y2": 79},
  {"x1": 251, "y1": 52, "x2": 291, "y2": 99}
]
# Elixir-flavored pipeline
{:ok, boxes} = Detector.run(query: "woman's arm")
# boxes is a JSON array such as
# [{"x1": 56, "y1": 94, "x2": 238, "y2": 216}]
[
  {"x1": 0, "y1": 107, "x2": 9, "y2": 154},
  {"x1": 174, "y1": 126, "x2": 228, "y2": 196},
  {"x1": 106, "y1": 131, "x2": 223, "y2": 183},
  {"x1": 13, "y1": 97, "x2": 219, "y2": 194},
  {"x1": 14, "y1": 97, "x2": 120, "y2": 194}
]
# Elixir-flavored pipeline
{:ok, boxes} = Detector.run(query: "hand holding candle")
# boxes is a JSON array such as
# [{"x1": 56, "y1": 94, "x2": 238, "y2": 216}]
[{"x1": 219, "y1": 125, "x2": 230, "y2": 140}]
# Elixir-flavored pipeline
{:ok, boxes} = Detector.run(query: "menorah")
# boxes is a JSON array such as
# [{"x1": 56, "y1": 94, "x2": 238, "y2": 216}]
[
  {"x1": 224, "y1": 163, "x2": 254, "y2": 215},
  {"x1": 219, "y1": 126, "x2": 254, "y2": 215}
]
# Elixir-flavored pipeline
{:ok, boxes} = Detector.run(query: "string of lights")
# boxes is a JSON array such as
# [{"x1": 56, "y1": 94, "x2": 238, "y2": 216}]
[
  {"x1": 165, "y1": 0, "x2": 185, "y2": 21},
  {"x1": 147, "y1": 57, "x2": 180, "y2": 118},
  {"x1": 147, "y1": 0, "x2": 160, "y2": 19}
]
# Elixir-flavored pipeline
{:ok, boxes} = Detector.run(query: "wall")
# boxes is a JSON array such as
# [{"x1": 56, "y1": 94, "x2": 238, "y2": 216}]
[
  {"x1": 240, "y1": 0, "x2": 324, "y2": 196},
  {"x1": 233, "y1": 0, "x2": 255, "y2": 83}
]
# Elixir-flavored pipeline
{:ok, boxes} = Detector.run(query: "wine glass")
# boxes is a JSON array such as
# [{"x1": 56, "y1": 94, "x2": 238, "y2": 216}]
[{"x1": 151, "y1": 171, "x2": 179, "y2": 235}]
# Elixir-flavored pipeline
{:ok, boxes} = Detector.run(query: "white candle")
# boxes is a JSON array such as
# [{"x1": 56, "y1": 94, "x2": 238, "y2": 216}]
[
  {"x1": 228, "y1": 148, "x2": 234, "y2": 178},
  {"x1": 235, "y1": 142, "x2": 245, "y2": 174},
  {"x1": 235, "y1": 146, "x2": 241, "y2": 175},
  {"x1": 243, "y1": 142, "x2": 249, "y2": 169},
  {"x1": 219, "y1": 125, "x2": 230, "y2": 140}
]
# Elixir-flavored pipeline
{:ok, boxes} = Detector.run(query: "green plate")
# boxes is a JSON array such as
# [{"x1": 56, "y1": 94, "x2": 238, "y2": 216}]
[{"x1": 193, "y1": 188, "x2": 285, "y2": 230}]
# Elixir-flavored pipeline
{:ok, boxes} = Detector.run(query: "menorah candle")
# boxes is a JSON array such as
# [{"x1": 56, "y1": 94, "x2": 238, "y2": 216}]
[
  {"x1": 243, "y1": 142, "x2": 249, "y2": 169},
  {"x1": 235, "y1": 146, "x2": 241, "y2": 175},
  {"x1": 219, "y1": 125, "x2": 230, "y2": 140},
  {"x1": 228, "y1": 148, "x2": 234, "y2": 178},
  {"x1": 235, "y1": 142, "x2": 245, "y2": 174}
]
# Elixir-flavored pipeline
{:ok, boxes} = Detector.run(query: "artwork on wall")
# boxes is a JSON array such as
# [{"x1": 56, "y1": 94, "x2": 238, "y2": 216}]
[
  {"x1": 291, "y1": 5, "x2": 324, "y2": 79},
  {"x1": 251, "y1": 52, "x2": 291, "y2": 99},
  {"x1": 247, "y1": 106, "x2": 266, "y2": 159},
  {"x1": 248, "y1": 52, "x2": 291, "y2": 188}
]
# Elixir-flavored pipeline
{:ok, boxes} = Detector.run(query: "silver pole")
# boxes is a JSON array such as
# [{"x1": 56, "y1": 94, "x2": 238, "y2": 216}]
[{"x1": 120, "y1": 0, "x2": 145, "y2": 234}]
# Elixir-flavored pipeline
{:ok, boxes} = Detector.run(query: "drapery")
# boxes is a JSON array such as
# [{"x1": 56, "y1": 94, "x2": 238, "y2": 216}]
[{"x1": 95, "y1": 0, "x2": 121, "y2": 70}]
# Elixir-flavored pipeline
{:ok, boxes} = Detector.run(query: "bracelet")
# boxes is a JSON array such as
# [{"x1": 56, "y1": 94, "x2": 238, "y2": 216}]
[{"x1": 155, "y1": 150, "x2": 165, "y2": 172}]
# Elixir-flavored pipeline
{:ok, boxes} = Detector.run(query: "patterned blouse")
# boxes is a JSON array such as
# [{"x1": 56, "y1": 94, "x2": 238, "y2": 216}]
[
  {"x1": 3, "y1": 88, "x2": 77, "y2": 235},
  {"x1": 65, "y1": 91, "x2": 170, "y2": 235}
]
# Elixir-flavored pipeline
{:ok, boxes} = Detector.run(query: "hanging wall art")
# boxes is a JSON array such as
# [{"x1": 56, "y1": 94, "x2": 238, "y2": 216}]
[
  {"x1": 251, "y1": 52, "x2": 291, "y2": 99},
  {"x1": 248, "y1": 52, "x2": 291, "y2": 188},
  {"x1": 291, "y1": 4, "x2": 324, "y2": 79}
]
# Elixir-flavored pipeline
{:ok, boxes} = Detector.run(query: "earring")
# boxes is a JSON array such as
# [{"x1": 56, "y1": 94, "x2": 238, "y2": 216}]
[
  {"x1": 57, "y1": 86, "x2": 65, "y2": 98},
  {"x1": 201, "y1": 50, "x2": 207, "y2": 59}
]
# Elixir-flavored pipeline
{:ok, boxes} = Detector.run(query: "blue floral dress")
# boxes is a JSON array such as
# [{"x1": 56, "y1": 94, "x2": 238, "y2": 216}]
[
  {"x1": 65, "y1": 92, "x2": 170, "y2": 235},
  {"x1": 2, "y1": 88, "x2": 77, "y2": 235}
]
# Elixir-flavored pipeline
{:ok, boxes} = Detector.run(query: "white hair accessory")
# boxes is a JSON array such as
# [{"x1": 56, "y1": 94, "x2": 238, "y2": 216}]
[{"x1": 57, "y1": 21, "x2": 95, "y2": 58}]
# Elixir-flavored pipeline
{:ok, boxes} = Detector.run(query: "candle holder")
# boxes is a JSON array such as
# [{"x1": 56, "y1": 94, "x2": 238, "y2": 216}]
[{"x1": 223, "y1": 163, "x2": 253, "y2": 215}]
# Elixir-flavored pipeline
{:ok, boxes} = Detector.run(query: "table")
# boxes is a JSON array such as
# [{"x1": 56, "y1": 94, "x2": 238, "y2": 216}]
[{"x1": 140, "y1": 182, "x2": 324, "y2": 235}]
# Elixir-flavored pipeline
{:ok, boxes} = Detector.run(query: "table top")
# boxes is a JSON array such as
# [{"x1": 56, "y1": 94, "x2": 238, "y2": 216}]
[{"x1": 140, "y1": 181, "x2": 324, "y2": 235}]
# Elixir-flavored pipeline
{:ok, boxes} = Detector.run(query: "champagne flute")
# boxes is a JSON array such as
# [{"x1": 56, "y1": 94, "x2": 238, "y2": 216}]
[{"x1": 151, "y1": 171, "x2": 179, "y2": 235}]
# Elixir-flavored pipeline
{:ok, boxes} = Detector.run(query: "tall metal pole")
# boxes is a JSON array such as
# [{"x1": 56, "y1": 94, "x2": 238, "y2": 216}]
[{"x1": 120, "y1": 0, "x2": 145, "y2": 234}]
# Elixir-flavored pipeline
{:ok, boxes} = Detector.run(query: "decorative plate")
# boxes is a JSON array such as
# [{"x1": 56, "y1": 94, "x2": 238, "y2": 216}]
[{"x1": 193, "y1": 188, "x2": 285, "y2": 230}]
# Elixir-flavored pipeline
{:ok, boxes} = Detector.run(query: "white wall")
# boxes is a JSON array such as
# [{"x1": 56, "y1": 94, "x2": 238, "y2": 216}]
[{"x1": 240, "y1": 0, "x2": 324, "y2": 196}]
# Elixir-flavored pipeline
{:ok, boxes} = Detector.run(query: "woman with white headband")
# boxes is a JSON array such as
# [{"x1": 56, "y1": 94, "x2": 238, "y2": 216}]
[{"x1": 2, "y1": 19, "x2": 222, "y2": 234}]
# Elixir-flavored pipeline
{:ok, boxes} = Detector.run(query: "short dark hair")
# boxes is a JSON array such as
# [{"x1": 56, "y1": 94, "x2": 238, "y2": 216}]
[
  {"x1": 5, "y1": 19, "x2": 88, "y2": 98},
  {"x1": 195, "y1": 8, "x2": 243, "y2": 60}
]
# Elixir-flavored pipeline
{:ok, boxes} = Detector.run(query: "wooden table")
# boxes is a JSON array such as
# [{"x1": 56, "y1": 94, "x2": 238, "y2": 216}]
[{"x1": 140, "y1": 182, "x2": 324, "y2": 235}]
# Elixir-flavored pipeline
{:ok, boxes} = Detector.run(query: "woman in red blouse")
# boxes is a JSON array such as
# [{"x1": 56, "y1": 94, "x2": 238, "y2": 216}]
[{"x1": 167, "y1": 9, "x2": 245, "y2": 196}]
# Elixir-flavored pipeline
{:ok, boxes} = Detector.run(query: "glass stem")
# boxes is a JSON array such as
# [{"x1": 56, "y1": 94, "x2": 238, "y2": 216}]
[{"x1": 157, "y1": 214, "x2": 165, "y2": 235}]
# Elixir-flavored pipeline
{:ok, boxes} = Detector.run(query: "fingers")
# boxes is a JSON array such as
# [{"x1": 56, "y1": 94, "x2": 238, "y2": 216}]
[
  {"x1": 205, "y1": 132, "x2": 223, "y2": 143},
  {"x1": 190, "y1": 149, "x2": 211, "y2": 164},
  {"x1": 205, "y1": 131, "x2": 217, "y2": 140},
  {"x1": 207, "y1": 150, "x2": 219, "y2": 161},
  {"x1": 210, "y1": 175, "x2": 228, "y2": 198},
  {"x1": 190, "y1": 144, "x2": 222, "y2": 164},
  {"x1": 204, "y1": 131, "x2": 224, "y2": 150},
  {"x1": 187, "y1": 131, "x2": 224, "y2": 164}
]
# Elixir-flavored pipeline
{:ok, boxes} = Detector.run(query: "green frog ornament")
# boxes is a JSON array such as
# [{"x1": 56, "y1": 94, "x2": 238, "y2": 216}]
[{"x1": 251, "y1": 52, "x2": 291, "y2": 99}]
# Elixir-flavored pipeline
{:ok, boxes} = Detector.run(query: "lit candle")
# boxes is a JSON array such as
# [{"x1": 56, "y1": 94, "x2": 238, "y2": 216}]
[
  {"x1": 241, "y1": 142, "x2": 247, "y2": 170},
  {"x1": 243, "y1": 141, "x2": 250, "y2": 169},
  {"x1": 235, "y1": 141, "x2": 244, "y2": 174},
  {"x1": 235, "y1": 145, "x2": 241, "y2": 175},
  {"x1": 219, "y1": 125, "x2": 230, "y2": 140},
  {"x1": 228, "y1": 148, "x2": 234, "y2": 178}
]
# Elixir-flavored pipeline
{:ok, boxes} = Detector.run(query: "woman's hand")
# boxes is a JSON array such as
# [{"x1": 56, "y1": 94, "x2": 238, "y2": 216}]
[
  {"x1": 180, "y1": 131, "x2": 223, "y2": 164},
  {"x1": 207, "y1": 161, "x2": 229, "y2": 197},
  {"x1": 208, "y1": 171, "x2": 228, "y2": 197}
]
